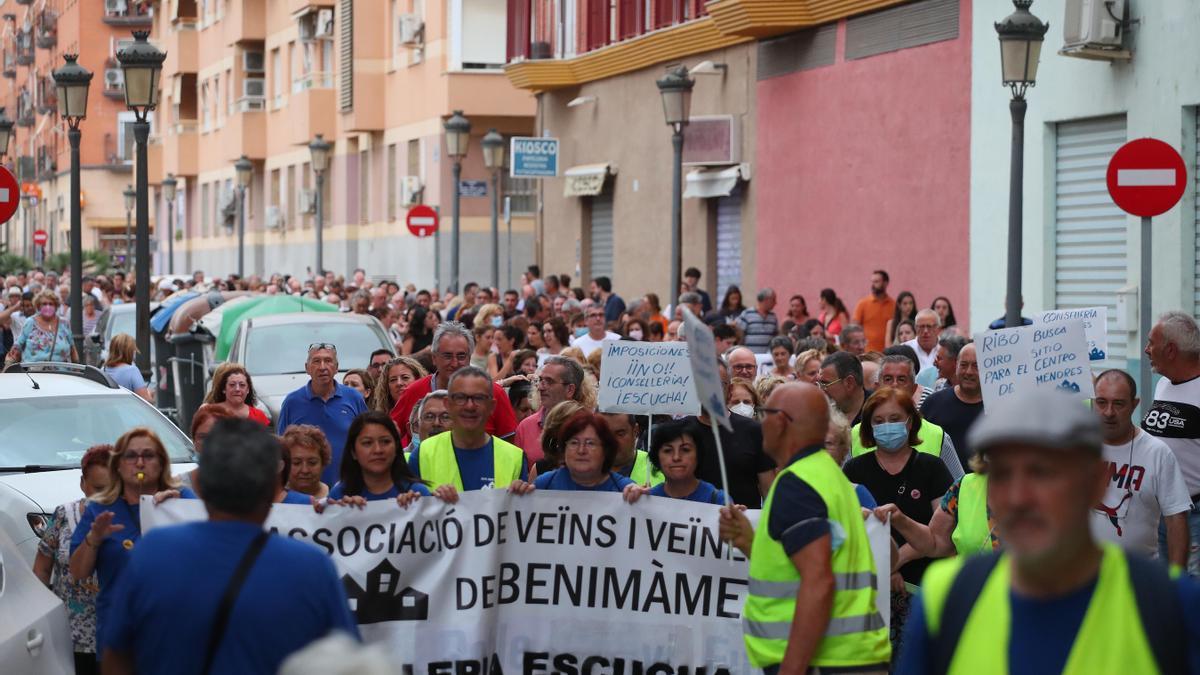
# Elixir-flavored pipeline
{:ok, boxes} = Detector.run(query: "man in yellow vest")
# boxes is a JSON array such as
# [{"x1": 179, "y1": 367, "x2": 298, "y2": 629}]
[
  {"x1": 849, "y1": 354, "x2": 964, "y2": 478},
  {"x1": 407, "y1": 366, "x2": 529, "y2": 503},
  {"x1": 897, "y1": 388, "x2": 1198, "y2": 675},
  {"x1": 721, "y1": 382, "x2": 890, "y2": 674},
  {"x1": 600, "y1": 412, "x2": 664, "y2": 487}
]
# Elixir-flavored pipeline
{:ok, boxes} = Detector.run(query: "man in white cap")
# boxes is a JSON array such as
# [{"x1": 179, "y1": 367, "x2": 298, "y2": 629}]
[{"x1": 897, "y1": 389, "x2": 1199, "y2": 675}]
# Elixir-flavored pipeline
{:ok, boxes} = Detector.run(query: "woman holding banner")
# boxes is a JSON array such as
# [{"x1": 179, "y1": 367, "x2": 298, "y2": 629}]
[
  {"x1": 646, "y1": 420, "x2": 727, "y2": 505},
  {"x1": 518, "y1": 411, "x2": 648, "y2": 502},
  {"x1": 329, "y1": 412, "x2": 430, "y2": 506}
]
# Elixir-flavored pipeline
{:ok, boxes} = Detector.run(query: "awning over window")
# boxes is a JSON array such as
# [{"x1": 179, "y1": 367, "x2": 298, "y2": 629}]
[
  {"x1": 564, "y1": 163, "x2": 616, "y2": 197},
  {"x1": 683, "y1": 164, "x2": 751, "y2": 199}
]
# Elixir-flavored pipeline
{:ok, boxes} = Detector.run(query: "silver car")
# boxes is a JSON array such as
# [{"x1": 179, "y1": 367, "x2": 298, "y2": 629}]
[
  {"x1": 225, "y1": 312, "x2": 393, "y2": 421},
  {"x1": 0, "y1": 527, "x2": 72, "y2": 673},
  {"x1": 0, "y1": 363, "x2": 195, "y2": 565}
]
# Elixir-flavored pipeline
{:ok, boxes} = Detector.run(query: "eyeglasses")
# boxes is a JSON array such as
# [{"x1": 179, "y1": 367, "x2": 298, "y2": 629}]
[
  {"x1": 915, "y1": 324, "x2": 939, "y2": 332},
  {"x1": 421, "y1": 412, "x2": 452, "y2": 424},
  {"x1": 817, "y1": 377, "x2": 844, "y2": 391},
  {"x1": 760, "y1": 407, "x2": 794, "y2": 425},
  {"x1": 121, "y1": 451, "x2": 159, "y2": 464},
  {"x1": 565, "y1": 438, "x2": 600, "y2": 450},
  {"x1": 308, "y1": 342, "x2": 337, "y2": 352},
  {"x1": 731, "y1": 364, "x2": 757, "y2": 374},
  {"x1": 449, "y1": 393, "x2": 491, "y2": 405},
  {"x1": 437, "y1": 352, "x2": 470, "y2": 363},
  {"x1": 534, "y1": 376, "x2": 561, "y2": 387}
]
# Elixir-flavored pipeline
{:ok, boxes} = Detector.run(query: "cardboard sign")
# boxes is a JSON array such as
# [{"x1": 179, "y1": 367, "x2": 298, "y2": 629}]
[
  {"x1": 1032, "y1": 306, "x2": 1109, "y2": 361},
  {"x1": 681, "y1": 308, "x2": 732, "y2": 431},
  {"x1": 597, "y1": 341, "x2": 699, "y2": 415},
  {"x1": 975, "y1": 319, "x2": 1094, "y2": 405}
]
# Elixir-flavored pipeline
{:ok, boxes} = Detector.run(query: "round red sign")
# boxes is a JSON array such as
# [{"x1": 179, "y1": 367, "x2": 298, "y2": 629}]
[
  {"x1": 32, "y1": 229, "x2": 48, "y2": 246},
  {"x1": 406, "y1": 204, "x2": 438, "y2": 238},
  {"x1": 0, "y1": 166, "x2": 19, "y2": 226},
  {"x1": 1106, "y1": 138, "x2": 1187, "y2": 218}
]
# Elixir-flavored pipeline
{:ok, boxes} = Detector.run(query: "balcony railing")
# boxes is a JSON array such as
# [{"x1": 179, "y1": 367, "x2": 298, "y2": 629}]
[
  {"x1": 103, "y1": 0, "x2": 153, "y2": 26},
  {"x1": 15, "y1": 31, "x2": 34, "y2": 65},
  {"x1": 35, "y1": 10, "x2": 57, "y2": 49},
  {"x1": 507, "y1": 0, "x2": 708, "y2": 62},
  {"x1": 292, "y1": 71, "x2": 334, "y2": 92}
]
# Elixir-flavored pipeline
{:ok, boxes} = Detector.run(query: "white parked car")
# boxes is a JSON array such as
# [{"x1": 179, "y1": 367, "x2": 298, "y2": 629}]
[
  {"x1": 0, "y1": 363, "x2": 196, "y2": 565},
  {"x1": 0, "y1": 527, "x2": 73, "y2": 673},
  {"x1": 226, "y1": 312, "x2": 393, "y2": 421}
]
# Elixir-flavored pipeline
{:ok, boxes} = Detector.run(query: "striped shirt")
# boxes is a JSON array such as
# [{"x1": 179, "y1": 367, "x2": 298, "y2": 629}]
[{"x1": 736, "y1": 309, "x2": 778, "y2": 354}]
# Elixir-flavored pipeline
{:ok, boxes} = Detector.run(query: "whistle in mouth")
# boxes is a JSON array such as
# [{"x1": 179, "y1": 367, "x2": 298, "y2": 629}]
[{"x1": 137, "y1": 472, "x2": 145, "y2": 483}]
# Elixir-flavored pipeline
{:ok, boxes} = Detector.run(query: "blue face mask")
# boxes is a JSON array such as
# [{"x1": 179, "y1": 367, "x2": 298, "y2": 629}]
[
  {"x1": 574, "y1": 327, "x2": 589, "y2": 338},
  {"x1": 872, "y1": 421, "x2": 909, "y2": 452},
  {"x1": 491, "y1": 316, "x2": 503, "y2": 328}
]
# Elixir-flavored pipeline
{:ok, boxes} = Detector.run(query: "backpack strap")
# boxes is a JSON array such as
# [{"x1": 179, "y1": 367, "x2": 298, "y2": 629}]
[
  {"x1": 932, "y1": 552, "x2": 1002, "y2": 675},
  {"x1": 1125, "y1": 553, "x2": 1186, "y2": 675},
  {"x1": 201, "y1": 531, "x2": 269, "y2": 675}
]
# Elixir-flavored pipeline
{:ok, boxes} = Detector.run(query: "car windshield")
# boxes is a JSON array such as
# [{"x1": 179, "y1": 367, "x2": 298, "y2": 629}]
[
  {"x1": 0, "y1": 394, "x2": 194, "y2": 468},
  {"x1": 242, "y1": 322, "x2": 390, "y2": 376}
]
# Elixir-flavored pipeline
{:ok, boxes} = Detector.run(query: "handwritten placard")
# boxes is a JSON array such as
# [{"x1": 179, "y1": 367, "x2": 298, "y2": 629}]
[
  {"x1": 681, "y1": 308, "x2": 733, "y2": 430},
  {"x1": 975, "y1": 319, "x2": 1094, "y2": 405},
  {"x1": 1032, "y1": 306, "x2": 1109, "y2": 361},
  {"x1": 597, "y1": 341, "x2": 700, "y2": 415}
]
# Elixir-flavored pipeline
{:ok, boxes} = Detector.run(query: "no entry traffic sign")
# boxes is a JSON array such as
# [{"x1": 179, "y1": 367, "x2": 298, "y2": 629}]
[
  {"x1": 406, "y1": 204, "x2": 438, "y2": 238},
  {"x1": 0, "y1": 166, "x2": 18, "y2": 225},
  {"x1": 32, "y1": 229, "x2": 47, "y2": 246},
  {"x1": 1106, "y1": 138, "x2": 1187, "y2": 217}
]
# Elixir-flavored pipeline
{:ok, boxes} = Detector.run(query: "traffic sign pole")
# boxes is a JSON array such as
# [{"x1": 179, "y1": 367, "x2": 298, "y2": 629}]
[{"x1": 1105, "y1": 138, "x2": 1188, "y2": 408}]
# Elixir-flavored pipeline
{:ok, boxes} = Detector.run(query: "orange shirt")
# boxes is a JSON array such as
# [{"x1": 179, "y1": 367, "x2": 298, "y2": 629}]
[{"x1": 852, "y1": 294, "x2": 896, "y2": 352}]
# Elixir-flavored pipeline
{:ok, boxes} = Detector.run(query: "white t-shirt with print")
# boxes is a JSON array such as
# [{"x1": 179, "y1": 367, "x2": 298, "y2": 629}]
[
  {"x1": 1090, "y1": 430, "x2": 1193, "y2": 556},
  {"x1": 1141, "y1": 374, "x2": 1200, "y2": 496}
]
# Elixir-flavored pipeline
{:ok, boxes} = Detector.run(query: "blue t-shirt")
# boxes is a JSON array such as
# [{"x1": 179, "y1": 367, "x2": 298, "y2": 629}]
[
  {"x1": 69, "y1": 490, "x2": 197, "y2": 652},
  {"x1": 534, "y1": 468, "x2": 634, "y2": 492},
  {"x1": 649, "y1": 480, "x2": 726, "y2": 504},
  {"x1": 104, "y1": 364, "x2": 147, "y2": 393},
  {"x1": 408, "y1": 438, "x2": 529, "y2": 491},
  {"x1": 103, "y1": 520, "x2": 359, "y2": 674},
  {"x1": 279, "y1": 489, "x2": 316, "y2": 505},
  {"x1": 276, "y1": 382, "x2": 368, "y2": 486},
  {"x1": 328, "y1": 480, "x2": 431, "y2": 500},
  {"x1": 897, "y1": 574, "x2": 1200, "y2": 675}
]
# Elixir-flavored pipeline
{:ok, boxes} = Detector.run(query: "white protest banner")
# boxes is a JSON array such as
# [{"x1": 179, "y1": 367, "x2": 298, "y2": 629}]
[
  {"x1": 144, "y1": 491, "x2": 891, "y2": 672},
  {"x1": 974, "y1": 319, "x2": 1094, "y2": 405},
  {"x1": 1032, "y1": 306, "x2": 1109, "y2": 361},
  {"x1": 681, "y1": 308, "x2": 732, "y2": 431},
  {"x1": 598, "y1": 341, "x2": 699, "y2": 415}
]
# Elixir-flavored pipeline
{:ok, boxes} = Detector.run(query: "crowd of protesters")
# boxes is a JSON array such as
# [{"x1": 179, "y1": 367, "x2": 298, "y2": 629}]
[{"x1": 12, "y1": 260, "x2": 1200, "y2": 673}]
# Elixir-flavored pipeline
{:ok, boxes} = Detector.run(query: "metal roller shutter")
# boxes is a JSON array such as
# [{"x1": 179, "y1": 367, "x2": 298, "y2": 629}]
[
  {"x1": 1054, "y1": 115, "x2": 1128, "y2": 367},
  {"x1": 715, "y1": 190, "x2": 742, "y2": 303},
  {"x1": 589, "y1": 193, "x2": 613, "y2": 281}
]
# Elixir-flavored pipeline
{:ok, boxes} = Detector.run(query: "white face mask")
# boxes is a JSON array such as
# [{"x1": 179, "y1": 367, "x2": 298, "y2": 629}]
[
  {"x1": 628, "y1": 329, "x2": 644, "y2": 341},
  {"x1": 729, "y1": 403, "x2": 755, "y2": 418}
]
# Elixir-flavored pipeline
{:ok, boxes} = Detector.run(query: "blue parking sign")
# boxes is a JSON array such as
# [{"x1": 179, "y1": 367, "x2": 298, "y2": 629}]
[{"x1": 510, "y1": 137, "x2": 559, "y2": 178}]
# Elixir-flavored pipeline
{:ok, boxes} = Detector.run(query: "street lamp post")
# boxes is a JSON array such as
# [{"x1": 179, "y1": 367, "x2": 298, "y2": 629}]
[
  {"x1": 656, "y1": 67, "x2": 694, "y2": 313},
  {"x1": 52, "y1": 54, "x2": 92, "y2": 360},
  {"x1": 309, "y1": 134, "x2": 331, "y2": 279},
  {"x1": 234, "y1": 155, "x2": 252, "y2": 278},
  {"x1": 996, "y1": 0, "x2": 1048, "y2": 329},
  {"x1": 116, "y1": 30, "x2": 166, "y2": 379},
  {"x1": 162, "y1": 173, "x2": 177, "y2": 274},
  {"x1": 482, "y1": 129, "x2": 505, "y2": 291},
  {"x1": 443, "y1": 110, "x2": 470, "y2": 295},
  {"x1": 123, "y1": 185, "x2": 135, "y2": 270}
]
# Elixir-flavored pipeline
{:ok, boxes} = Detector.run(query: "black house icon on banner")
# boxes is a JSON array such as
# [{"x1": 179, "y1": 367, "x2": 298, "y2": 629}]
[{"x1": 342, "y1": 559, "x2": 430, "y2": 624}]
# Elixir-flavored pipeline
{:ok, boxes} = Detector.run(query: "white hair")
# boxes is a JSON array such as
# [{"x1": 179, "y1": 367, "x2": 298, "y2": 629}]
[
  {"x1": 1158, "y1": 311, "x2": 1200, "y2": 356},
  {"x1": 915, "y1": 308, "x2": 941, "y2": 326}
]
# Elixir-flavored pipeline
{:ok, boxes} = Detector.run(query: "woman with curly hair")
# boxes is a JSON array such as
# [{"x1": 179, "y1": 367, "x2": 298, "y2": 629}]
[
  {"x1": 369, "y1": 356, "x2": 428, "y2": 415},
  {"x1": 206, "y1": 363, "x2": 269, "y2": 425}
]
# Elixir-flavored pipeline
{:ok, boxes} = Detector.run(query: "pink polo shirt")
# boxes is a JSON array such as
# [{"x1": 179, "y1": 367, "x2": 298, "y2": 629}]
[{"x1": 513, "y1": 408, "x2": 546, "y2": 463}]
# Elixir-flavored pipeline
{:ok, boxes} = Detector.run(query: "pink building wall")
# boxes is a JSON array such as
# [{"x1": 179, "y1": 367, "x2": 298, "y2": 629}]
[{"x1": 755, "y1": 0, "x2": 972, "y2": 328}]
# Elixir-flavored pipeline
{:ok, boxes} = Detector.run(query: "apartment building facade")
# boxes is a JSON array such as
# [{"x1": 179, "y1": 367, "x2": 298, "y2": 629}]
[
  {"x1": 152, "y1": 0, "x2": 537, "y2": 285},
  {"x1": 0, "y1": 0, "x2": 156, "y2": 264}
]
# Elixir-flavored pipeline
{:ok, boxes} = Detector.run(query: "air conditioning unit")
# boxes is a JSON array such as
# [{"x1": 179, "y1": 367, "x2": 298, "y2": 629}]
[
  {"x1": 238, "y1": 97, "x2": 266, "y2": 112},
  {"x1": 296, "y1": 188, "x2": 316, "y2": 214},
  {"x1": 397, "y1": 14, "x2": 423, "y2": 46},
  {"x1": 400, "y1": 176, "x2": 423, "y2": 206},
  {"x1": 1061, "y1": 0, "x2": 1129, "y2": 58},
  {"x1": 315, "y1": 9, "x2": 335, "y2": 39},
  {"x1": 298, "y1": 12, "x2": 316, "y2": 40},
  {"x1": 266, "y1": 205, "x2": 285, "y2": 230},
  {"x1": 242, "y1": 78, "x2": 266, "y2": 98},
  {"x1": 105, "y1": 0, "x2": 128, "y2": 17},
  {"x1": 104, "y1": 68, "x2": 124, "y2": 89},
  {"x1": 242, "y1": 50, "x2": 265, "y2": 73}
]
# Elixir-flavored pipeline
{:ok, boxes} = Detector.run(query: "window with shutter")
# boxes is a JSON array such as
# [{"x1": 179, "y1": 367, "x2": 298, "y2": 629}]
[
  {"x1": 652, "y1": 0, "x2": 678, "y2": 29},
  {"x1": 338, "y1": 0, "x2": 353, "y2": 111},
  {"x1": 507, "y1": 0, "x2": 531, "y2": 61},
  {"x1": 586, "y1": 0, "x2": 610, "y2": 51},
  {"x1": 618, "y1": 0, "x2": 643, "y2": 40}
]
